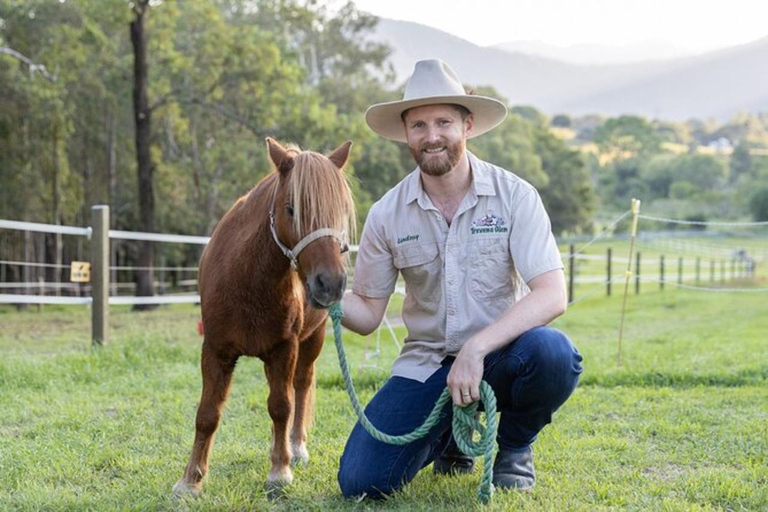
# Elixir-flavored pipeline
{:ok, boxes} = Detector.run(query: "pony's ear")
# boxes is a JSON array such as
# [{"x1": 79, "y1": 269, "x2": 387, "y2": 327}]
[
  {"x1": 328, "y1": 141, "x2": 353, "y2": 170},
  {"x1": 266, "y1": 137, "x2": 291, "y2": 170}
]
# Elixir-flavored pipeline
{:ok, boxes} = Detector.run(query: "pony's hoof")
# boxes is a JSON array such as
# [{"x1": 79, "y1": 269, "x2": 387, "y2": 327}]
[
  {"x1": 291, "y1": 444, "x2": 309, "y2": 467},
  {"x1": 172, "y1": 479, "x2": 201, "y2": 499},
  {"x1": 265, "y1": 468, "x2": 293, "y2": 500}
]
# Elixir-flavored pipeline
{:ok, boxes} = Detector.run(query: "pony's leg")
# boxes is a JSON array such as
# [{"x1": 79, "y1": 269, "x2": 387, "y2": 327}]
[
  {"x1": 173, "y1": 342, "x2": 237, "y2": 498},
  {"x1": 263, "y1": 340, "x2": 298, "y2": 492},
  {"x1": 291, "y1": 325, "x2": 325, "y2": 466}
]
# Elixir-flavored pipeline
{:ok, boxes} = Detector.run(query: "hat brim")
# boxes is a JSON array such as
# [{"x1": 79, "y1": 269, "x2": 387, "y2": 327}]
[{"x1": 365, "y1": 95, "x2": 508, "y2": 143}]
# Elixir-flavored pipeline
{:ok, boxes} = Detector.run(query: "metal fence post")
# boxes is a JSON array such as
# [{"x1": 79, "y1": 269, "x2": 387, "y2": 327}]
[
  {"x1": 607, "y1": 247, "x2": 612, "y2": 297},
  {"x1": 91, "y1": 205, "x2": 110, "y2": 346}
]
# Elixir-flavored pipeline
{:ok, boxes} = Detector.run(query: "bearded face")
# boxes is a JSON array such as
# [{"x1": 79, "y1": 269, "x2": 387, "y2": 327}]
[
  {"x1": 403, "y1": 104, "x2": 472, "y2": 177},
  {"x1": 409, "y1": 137, "x2": 465, "y2": 177}
]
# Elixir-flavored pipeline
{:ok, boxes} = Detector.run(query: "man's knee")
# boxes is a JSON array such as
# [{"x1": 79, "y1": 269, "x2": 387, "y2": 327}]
[
  {"x1": 338, "y1": 456, "x2": 395, "y2": 499},
  {"x1": 514, "y1": 326, "x2": 582, "y2": 402},
  {"x1": 520, "y1": 327, "x2": 581, "y2": 371}
]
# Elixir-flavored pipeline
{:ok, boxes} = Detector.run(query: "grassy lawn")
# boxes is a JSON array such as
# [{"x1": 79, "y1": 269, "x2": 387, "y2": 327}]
[{"x1": 1, "y1": 286, "x2": 767, "y2": 511}]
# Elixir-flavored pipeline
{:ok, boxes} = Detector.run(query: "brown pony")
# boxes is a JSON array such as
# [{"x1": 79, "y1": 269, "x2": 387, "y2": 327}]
[{"x1": 173, "y1": 138, "x2": 355, "y2": 497}]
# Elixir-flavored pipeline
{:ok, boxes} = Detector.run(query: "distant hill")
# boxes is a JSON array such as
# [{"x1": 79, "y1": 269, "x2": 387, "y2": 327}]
[
  {"x1": 492, "y1": 39, "x2": 695, "y2": 65},
  {"x1": 371, "y1": 18, "x2": 768, "y2": 120}
]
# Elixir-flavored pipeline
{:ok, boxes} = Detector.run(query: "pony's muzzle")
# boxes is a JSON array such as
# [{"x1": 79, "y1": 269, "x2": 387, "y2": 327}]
[{"x1": 309, "y1": 272, "x2": 347, "y2": 308}]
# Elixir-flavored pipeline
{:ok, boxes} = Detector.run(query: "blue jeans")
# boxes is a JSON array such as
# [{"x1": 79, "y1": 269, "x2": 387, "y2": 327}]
[{"x1": 337, "y1": 326, "x2": 583, "y2": 498}]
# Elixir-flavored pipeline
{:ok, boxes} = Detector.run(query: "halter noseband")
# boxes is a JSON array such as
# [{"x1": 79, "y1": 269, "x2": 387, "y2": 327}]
[{"x1": 269, "y1": 184, "x2": 349, "y2": 271}]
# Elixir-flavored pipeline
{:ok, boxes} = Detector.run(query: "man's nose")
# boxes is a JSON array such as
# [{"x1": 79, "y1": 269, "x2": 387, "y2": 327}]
[{"x1": 425, "y1": 125, "x2": 441, "y2": 142}]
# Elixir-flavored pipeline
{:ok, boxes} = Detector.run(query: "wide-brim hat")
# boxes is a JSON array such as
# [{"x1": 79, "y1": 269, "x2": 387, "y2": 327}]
[{"x1": 365, "y1": 59, "x2": 508, "y2": 143}]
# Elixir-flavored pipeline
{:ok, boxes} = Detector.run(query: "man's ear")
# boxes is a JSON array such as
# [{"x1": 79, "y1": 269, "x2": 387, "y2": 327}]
[
  {"x1": 464, "y1": 113, "x2": 475, "y2": 138},
  {"x1": 328, "y1": 141, "x2": 353, "y2": 169}
]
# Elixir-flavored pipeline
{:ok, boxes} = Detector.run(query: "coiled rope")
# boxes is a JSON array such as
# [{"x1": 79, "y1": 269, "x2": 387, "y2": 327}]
[{"x1": 329, "y1": 303, "x2": 497, "y2": 503}]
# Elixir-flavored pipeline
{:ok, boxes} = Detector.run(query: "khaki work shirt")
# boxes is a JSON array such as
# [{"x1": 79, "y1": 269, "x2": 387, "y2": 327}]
[{"x1": 353, "y1": 152, "x2": 563, "y2": 382}]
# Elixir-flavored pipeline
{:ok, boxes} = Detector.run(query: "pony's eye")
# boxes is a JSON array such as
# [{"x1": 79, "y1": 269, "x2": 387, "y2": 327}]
[{"x1": 285, "y1": 204, "x2": 294, "y2": 217}]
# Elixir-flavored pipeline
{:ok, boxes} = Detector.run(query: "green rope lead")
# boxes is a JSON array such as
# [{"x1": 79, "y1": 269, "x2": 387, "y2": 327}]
[{"x1": 329, "y1": 303, "x2": 497, "y2": 504}]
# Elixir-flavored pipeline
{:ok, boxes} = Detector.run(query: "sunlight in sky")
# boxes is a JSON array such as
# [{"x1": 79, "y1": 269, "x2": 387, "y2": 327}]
[{"x1": 351, "y1": 0, "x2": 768, "y2": 52}]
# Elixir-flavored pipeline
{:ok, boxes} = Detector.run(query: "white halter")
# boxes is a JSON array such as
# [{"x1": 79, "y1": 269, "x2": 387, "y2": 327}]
[{"x1": 268, "y1": 184, "x2": 348, "y2": 270}]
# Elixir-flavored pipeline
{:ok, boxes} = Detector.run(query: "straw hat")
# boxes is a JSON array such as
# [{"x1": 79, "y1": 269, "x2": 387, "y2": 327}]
[{"x1": 365, "y1": 59, "x2": 508, "y2": 143}]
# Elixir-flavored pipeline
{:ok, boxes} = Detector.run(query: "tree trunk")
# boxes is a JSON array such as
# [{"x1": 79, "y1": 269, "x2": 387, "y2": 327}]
[{"x1": 130, "y1": 1, "x2": 156, "y2": 309}]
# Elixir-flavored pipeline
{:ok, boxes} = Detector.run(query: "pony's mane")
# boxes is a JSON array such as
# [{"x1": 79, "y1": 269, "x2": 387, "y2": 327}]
[{"x1": 280, "y1": 147, "x2": 356, "y2": 244}]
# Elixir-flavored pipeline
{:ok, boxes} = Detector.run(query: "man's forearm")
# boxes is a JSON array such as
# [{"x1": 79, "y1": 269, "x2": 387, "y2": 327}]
[
  {"x1": 464, "y1": 273, "x2": 567, "y2": 358},
  {"x1": 340, "y1": 291, "x2": 389, "y2": 336}
]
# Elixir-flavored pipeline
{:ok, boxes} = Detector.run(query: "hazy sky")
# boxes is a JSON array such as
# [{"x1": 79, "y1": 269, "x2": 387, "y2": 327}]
[{"x1": 351, "y1": 0, "x2": 768, "y2": 52}]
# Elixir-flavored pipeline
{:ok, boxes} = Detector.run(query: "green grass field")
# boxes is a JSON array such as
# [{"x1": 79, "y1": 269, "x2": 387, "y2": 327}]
[{"x1": 1, "y1": 286, "x2": 767, "y2": 511}]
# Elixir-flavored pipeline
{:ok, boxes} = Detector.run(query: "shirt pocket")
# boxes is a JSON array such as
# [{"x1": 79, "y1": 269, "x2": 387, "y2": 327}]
[
  {"x1": 468, "y1": 237, "x2": 515, "y2": 301},
  {"x1": 394, "y1": 243, "x2": 441, "y2": 305}
]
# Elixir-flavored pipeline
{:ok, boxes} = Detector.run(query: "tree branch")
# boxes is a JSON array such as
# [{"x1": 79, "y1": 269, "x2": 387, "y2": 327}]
[
  {"x1": 175, "y1": 97, "x2": 275, "y2": 138},
  {"x1": 0, "y1": 47, "x2": 57, "y2": 83}
]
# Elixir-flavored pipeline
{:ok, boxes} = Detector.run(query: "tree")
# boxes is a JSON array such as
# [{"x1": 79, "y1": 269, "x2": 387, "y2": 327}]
[
  {"x1": 534, "y1": 126, "x2": 596, "y2": 234},
  {"x1": 551, "y1": 114, "x2": 571, "y2": 128},
  {"x1": 730, "y1": 142, "x2": 753, "y2": 183},
  {"x1": 748, "y1": 187, "x2": 768, "y2": 221},
  {"x1": 594, "y1": 115, "x2": 662, "y2": 160},
  {"x1": 130, "y1": 0, "x2": 157, "y2": 306}
]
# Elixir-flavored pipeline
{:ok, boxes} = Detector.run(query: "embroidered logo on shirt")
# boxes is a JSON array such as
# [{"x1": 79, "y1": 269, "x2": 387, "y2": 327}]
[
  {"x1": 397, "y1": 234, "x2": 420, "y2": 244},
  {"x1": 471, "y1": 210, "x2": 508, "y2": 234}
]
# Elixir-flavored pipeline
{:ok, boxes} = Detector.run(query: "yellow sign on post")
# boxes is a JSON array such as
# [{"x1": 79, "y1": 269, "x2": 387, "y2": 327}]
[{"x1": 70, "y1": 261, "x2": 91, "y2": 283}]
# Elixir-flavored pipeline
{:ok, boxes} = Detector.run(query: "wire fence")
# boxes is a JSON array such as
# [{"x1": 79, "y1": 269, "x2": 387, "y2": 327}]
[{"x1": 2, "y1": 203, "x2": 767, "y2": 347}]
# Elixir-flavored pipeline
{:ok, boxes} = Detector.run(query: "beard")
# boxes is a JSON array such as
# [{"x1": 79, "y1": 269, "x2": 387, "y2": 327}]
[{"x1": 410, "y1": 138, "x2": 465, "y2": 177}]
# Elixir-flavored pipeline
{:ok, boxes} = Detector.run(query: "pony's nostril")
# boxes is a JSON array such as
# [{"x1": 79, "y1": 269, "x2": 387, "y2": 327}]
[
  {"x1": 313, "y1": 273, "x2": 346, "y2": 302},
  {"x1": 315, "y1": 274, "x2": 329, "y2": 294}
]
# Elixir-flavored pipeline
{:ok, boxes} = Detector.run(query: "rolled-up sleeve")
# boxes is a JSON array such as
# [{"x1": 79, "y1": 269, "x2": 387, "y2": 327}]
[
  {"x1": 509, "y1": 189, "x2": 563, "y2": 284},
  {"x1": 352, "y1": 204, "x2": 398, "y2": 298}
]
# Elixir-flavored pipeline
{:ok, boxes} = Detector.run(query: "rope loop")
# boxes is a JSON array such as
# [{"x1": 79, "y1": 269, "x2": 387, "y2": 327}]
[{"x1": 329, "y1": 303, "x2": 497, "y2": 503}]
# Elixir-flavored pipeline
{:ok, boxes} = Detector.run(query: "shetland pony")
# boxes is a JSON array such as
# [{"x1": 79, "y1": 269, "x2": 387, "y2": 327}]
[{"x1": 173, "y1": 138, "x2": 355, "y2": 497}]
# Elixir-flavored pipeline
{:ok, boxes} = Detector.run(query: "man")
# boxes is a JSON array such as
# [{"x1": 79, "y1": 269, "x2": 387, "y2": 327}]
[{"x1": 337, "y1": 59, "x2": 582, "y2": 498}]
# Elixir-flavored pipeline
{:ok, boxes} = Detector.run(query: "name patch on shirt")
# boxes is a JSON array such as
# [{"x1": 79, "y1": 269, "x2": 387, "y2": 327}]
[
  {"x1": 470, "y1": 211, "x2": 508, "y2": 235},
  {"x1": 397, "y1": 234, "x2": 420, "y2": 244}
]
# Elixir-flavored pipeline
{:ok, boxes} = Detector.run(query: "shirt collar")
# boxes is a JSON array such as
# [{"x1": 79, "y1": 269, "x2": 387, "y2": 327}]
[{"x1": 467, "y1": 151, "x2": 496, "y2": 197}]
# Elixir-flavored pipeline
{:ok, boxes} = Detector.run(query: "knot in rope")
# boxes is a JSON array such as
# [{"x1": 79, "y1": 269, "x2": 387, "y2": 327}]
[{"x1": 328, "y1": 303, "x2": 497, "y2": 504}]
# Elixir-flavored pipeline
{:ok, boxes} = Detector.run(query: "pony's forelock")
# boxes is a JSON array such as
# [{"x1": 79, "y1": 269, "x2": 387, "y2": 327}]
[{"x1": 285, "y1": 150, "x2": 356, "y2": 245}]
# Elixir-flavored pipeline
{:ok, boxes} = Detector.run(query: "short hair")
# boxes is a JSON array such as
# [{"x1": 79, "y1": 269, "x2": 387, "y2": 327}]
[{"x1": 401, "y1": 104, "x2": 472, "y2": 124}]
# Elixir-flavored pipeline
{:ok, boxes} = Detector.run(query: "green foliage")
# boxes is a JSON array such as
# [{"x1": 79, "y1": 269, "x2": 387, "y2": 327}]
[
  {"x1": 550, "y1": 114, "x2": 571, "y2": 128},
  {"x1": 748, "y1": 187, "x2": 768, "y2": 221},
  {"x1": 594, "y1": 115, "x2": 662, "y2": 159},
  {"x1": 534, "y1": 125, "x2": 596, "y2": 234}
]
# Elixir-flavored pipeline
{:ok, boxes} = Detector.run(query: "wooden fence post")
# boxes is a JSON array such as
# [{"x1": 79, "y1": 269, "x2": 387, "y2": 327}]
[
  {"x1": 635, "y1": 251, "x2": 641, "y2": 295},
  {"x1": 91, "y1": 205, "x2": 110, "y2": 346},
  {"x1": 696, "y1": 257, "x2": 701, "y2": 284}
]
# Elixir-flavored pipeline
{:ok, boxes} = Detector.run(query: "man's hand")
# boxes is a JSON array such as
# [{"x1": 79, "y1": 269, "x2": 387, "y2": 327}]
[{"x1": 446, "y1": 340, "x2": 485, "y2": 407}]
